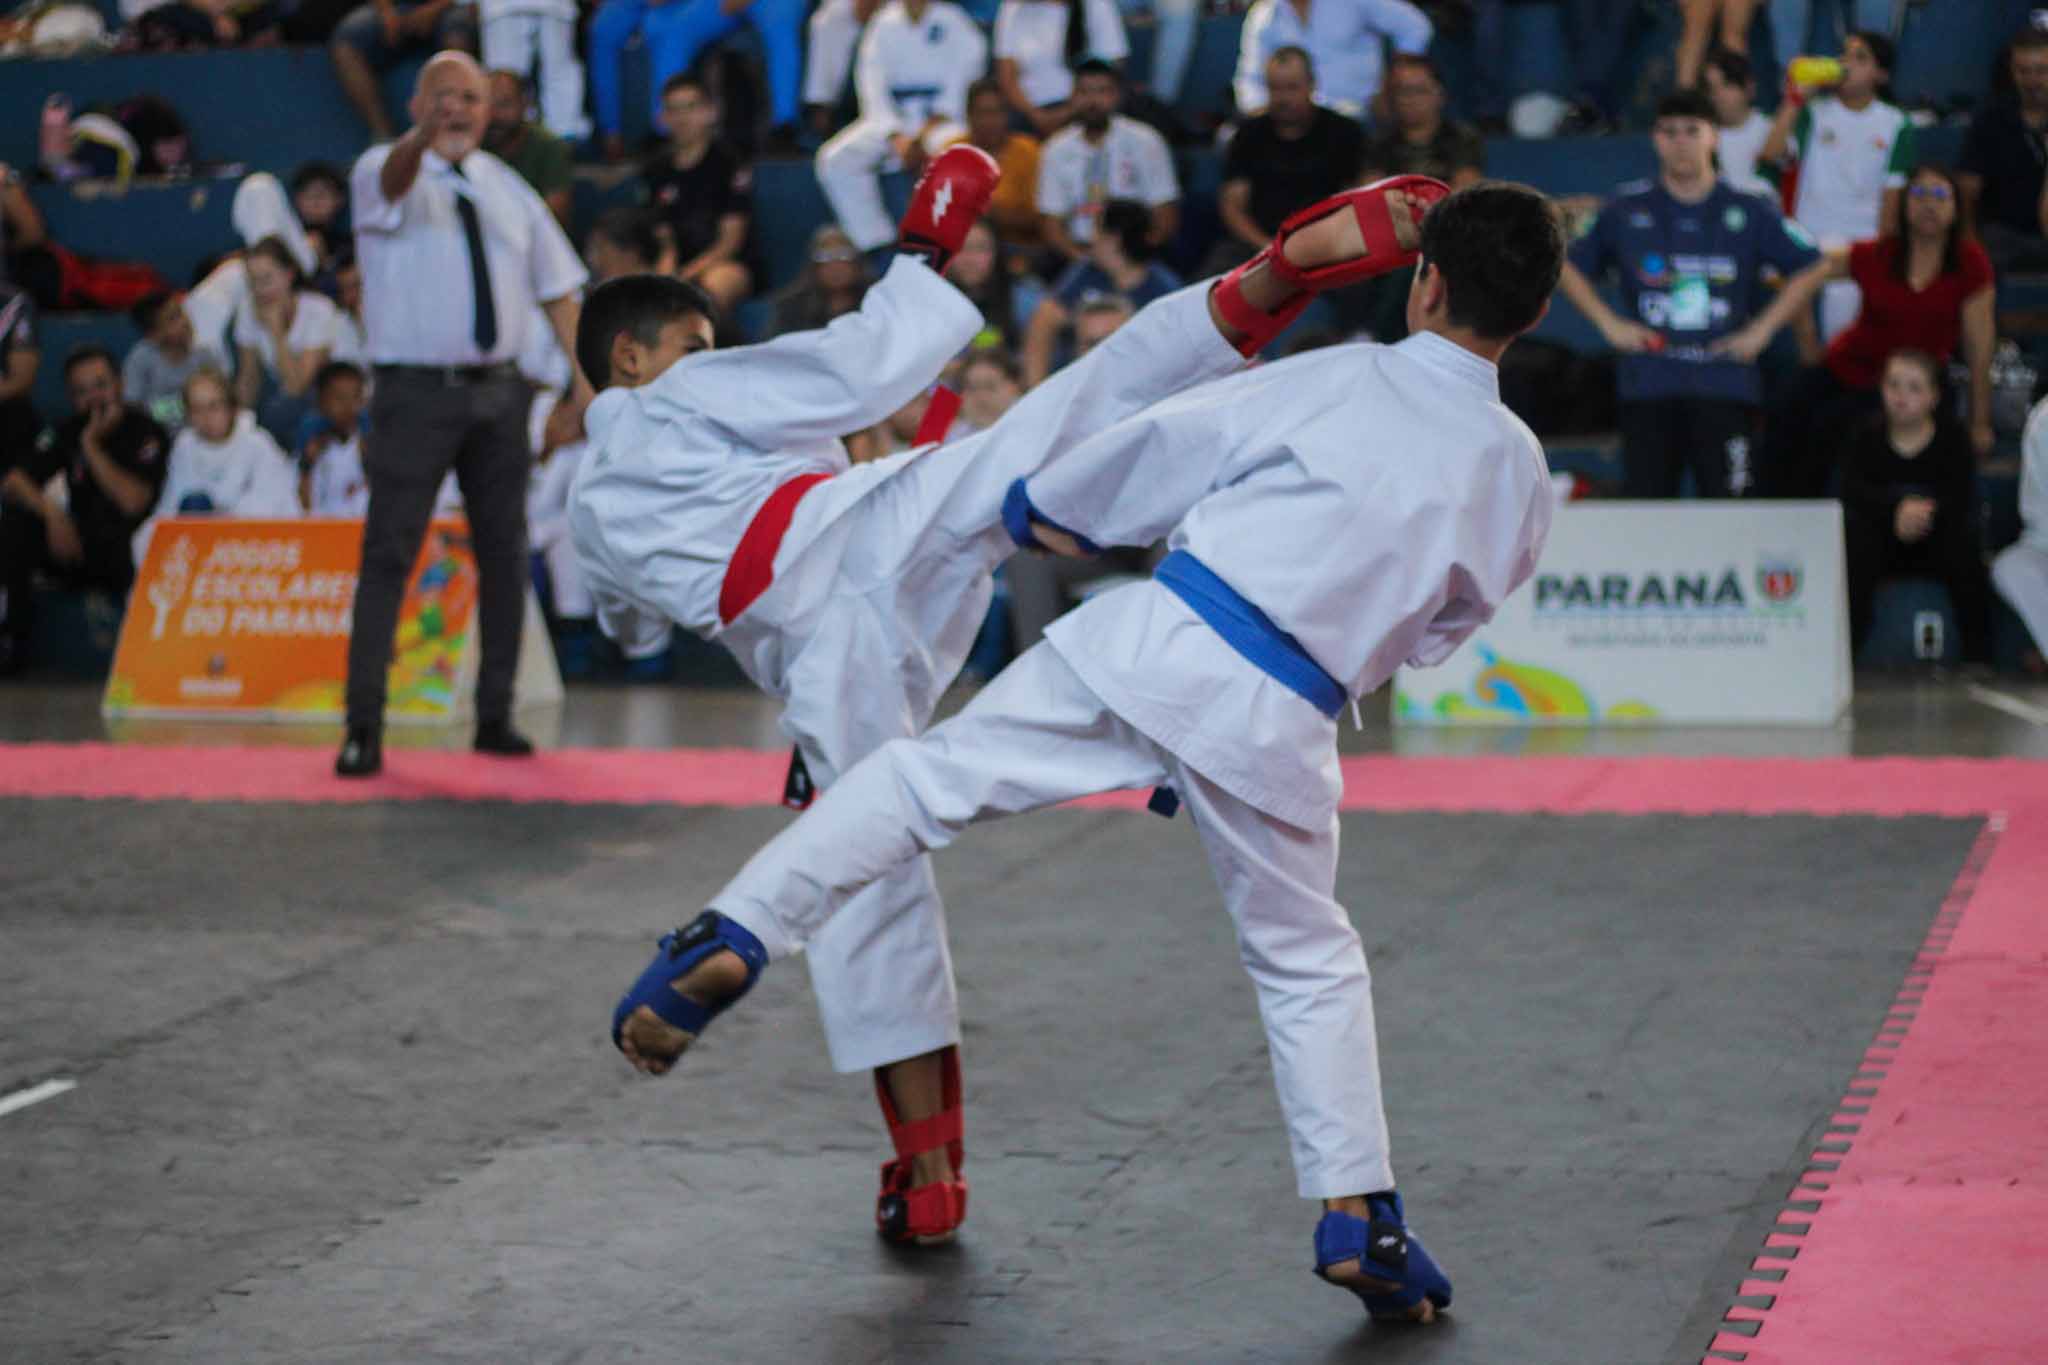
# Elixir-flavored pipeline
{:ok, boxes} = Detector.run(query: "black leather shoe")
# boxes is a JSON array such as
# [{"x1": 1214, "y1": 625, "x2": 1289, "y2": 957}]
[
  {"x1": 474, "y1": 720, "x2": 534, "y2": 757},
  {"x1": 335, "y1": 725, "x2": 382, "y2": 777}
]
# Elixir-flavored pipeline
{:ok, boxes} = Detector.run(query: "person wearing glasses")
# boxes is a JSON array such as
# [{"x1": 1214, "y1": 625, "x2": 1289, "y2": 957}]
[
  {"x1": 771, "y1": 224, "x2": 875, "y2": 337},
  {"x1": 1764, "y1": 164, "x2": 1996, "y2": 498}
]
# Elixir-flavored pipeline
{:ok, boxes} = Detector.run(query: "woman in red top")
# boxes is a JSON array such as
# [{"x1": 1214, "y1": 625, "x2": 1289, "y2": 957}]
[{"x1": 1767, "y1": 164, "x2": 1996, "y2": 497}]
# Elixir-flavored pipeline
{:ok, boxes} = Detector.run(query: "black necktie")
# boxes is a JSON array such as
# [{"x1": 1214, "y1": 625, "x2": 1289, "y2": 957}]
[{"x1": 449, "y1": 162, "x2": 498, "y2": 353}]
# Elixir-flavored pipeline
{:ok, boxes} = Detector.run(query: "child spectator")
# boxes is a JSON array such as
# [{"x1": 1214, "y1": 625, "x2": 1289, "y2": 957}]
[
  {"x1": 232, "y1": 235, "x2": 338, "y2": 439},
  {"x1": 1993, "y1": 393, "x2": 2048, "y2": 674},
  {"x1": 815, "y1": 0, "x2": 986, "y2": 254},
  {"x1": 1762, "y1": 30, "x2": 1913, "y2": 341},
  {"x1": 947, "y1": 79, "x2": 1044, "y2": 251},
  {"x1": 478, "y1": 0, "x2": 589, "y2": 141},
  {"x1": 1702, "y1": 48, "x2": 1774, "y2": 198},
  {"x1": 1767, "y1": 164, "x2": 1996, "y2": 497},
  {"x1": 1959, "y1": 26, "x2": 2048, "y2": 275},
  {"x1": 953, "y1": 346, "x2": 1023, "y2": 435},
  {"x1": 302, "y1": 361, "x2": 461, "y2": 517},
  {"x1": 642, "y1": 75, "x2": 760, "y2": 315},
  {"x1": 1022, "y1": 198, "x2": 1179, "y2": 385},
  {"x1": 132, "y1": 368, "x2": 300, "y2": 565},
  {"x1": 124, "y1": 292, "x2": 228, "y2": 431},
  {"x1": 1840, "y1": 349, "x2": 1990, "y2": 664},
  {"x1": 584, "y1": 206, "x2": 667, "y2": 283},
  {"x1": 1233, "y1": 0, "x2": 1429, "y2": 119},
  {"x1": 289, "y1": 162, "x2": 351, "y2": 282},
  {"x1": 1035, "y1": 59, "x2": 1178, "y2": 267},
  {"x1": 327, "y1": 252, "x2": 369, "y2": 368},
  {"x1": 942, "y1": 219, "x2": 1035, "y2": 351},
  {"x1": 993, "y1": 0, "x2": 1128, "y2": 136},
  {"x1": 770, "y1": 225, "x2": 874, "y2": 335}
]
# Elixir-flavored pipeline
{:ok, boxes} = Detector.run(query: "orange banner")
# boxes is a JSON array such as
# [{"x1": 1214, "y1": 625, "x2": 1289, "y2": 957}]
[{"x1": 103, "y1": 518, "x2": 480, "y2": 718}]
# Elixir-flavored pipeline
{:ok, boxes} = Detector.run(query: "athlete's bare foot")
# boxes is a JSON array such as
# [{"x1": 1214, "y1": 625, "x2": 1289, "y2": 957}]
[
  {"x1": 616, "y1": 947, "x2": 751, "y2": 1075},
  {"x1": 1318, "y1": 1195, "x2": 1440, "y2": 1324}
]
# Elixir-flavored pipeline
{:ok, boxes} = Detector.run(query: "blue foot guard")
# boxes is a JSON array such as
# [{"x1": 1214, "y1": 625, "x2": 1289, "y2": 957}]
[
  {"x1": 611, "y1": 911, "x2": 769, "y2": 1056},
  {"x1": 1313, "y1": 1191, "x2": 1454, "y2": 1323}
]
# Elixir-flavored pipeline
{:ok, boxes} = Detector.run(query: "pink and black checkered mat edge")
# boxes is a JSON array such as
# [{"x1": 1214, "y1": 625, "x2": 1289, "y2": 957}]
[{"x1": 6, "y1": 744, "x2": 2046, "y2": 1363}]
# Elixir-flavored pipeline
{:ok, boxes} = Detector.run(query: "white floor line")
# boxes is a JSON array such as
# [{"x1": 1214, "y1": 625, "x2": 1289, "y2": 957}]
[
  {"x1": 0, "y1": 1078, "x2": 77, "y2": 1118},
  {"x1": 1966, "y1": 684, "x2": 2048, "y2": 728}
]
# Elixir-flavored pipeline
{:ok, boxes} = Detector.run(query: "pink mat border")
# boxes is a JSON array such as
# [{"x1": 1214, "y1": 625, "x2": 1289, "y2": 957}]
[{"x1": 4, "y1": 742, "x2": 2046, "y2": 1363}]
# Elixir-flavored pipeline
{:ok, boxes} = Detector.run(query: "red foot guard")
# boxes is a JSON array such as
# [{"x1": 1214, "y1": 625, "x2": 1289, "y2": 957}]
[{"x1": 874, "y1": 1044, "x2": 969, "y2": 1244}]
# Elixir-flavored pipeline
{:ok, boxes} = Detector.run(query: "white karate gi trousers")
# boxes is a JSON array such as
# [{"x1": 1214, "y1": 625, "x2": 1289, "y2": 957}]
[
  {"x1": 815, "y1": 117, "x2": 965, "y2": 251},
  {"x1": 712, "y1": 633, "x2": 1394, "y2": 1201},
  {"x1": 755, "y1": 278, "x2": 1241, "y2": 1073},
  {"x1": 482, "y1": 11, "x2": 593, "y2": 139},
  {"x1": 1992, "y1": 541, "x2": 2048, "y2": 661},
  {"x1": 804, "y1": 0, "x2": 863, "y2": 108}
]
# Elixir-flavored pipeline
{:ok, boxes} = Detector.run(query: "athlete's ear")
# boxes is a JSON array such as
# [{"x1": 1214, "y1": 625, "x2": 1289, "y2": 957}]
[{"x1": 609, "y1": 329, "x2": 640, "y2": 387}]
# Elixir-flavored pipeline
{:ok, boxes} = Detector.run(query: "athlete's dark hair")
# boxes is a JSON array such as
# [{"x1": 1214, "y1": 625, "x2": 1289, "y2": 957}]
[
  {"x1": 576, "y1": 273, "x2": 718, "y2": 389},
  {"x1": 1416, "y1": 181, "x2": 1564, "y2": 340}
]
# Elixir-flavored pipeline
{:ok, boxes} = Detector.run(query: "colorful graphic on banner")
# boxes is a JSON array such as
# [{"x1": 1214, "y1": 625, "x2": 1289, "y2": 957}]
[
  {"x1": 104, "y1": 518, "x2": 478, "y2": 719},
  {"x1": 1394, "y1": 647, "x2": 1659, "y2": 723}
]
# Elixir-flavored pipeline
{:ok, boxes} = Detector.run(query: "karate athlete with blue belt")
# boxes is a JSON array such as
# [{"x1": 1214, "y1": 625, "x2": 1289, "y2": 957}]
[{"x1": 609, "y1": 180, "x2": 1561, "y2": 1322}]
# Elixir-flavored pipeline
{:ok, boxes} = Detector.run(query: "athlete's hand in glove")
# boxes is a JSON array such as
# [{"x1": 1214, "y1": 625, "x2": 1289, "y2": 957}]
[{"x1": 897, "y1": 144, "x2": 1001, "y2": 272}]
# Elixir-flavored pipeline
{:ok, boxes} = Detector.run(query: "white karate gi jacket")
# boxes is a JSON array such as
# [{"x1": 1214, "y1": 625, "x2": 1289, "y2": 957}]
[{"x1": 1027, "y1": 330, "x2": 1552, "y2": 829}]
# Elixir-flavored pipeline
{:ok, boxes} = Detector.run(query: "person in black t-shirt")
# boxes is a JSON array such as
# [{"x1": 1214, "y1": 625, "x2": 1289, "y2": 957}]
[
  {"x1": 0, "y1": 346, "x2": 169, "y2": 672},
  {"x1": 640, "y1": 74, "x2": 760, "y2": 315},
  {"x1": 1203, "y1": 47, "x2": 1366, "y2": 275},
  {"x1": 1959, "y1": 27, "x2": 2048, "y2": 275},
  {"x1": 1839, "y1": 349, "x2": 1991, "y2": 663},
  {"x1": 0, "y1": 281, "x2": 38, "y2": 460}
]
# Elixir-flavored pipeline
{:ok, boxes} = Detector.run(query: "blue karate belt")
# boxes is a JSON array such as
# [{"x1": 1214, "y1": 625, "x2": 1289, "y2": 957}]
[{"x1": 1144, "y1": 549, "x2": 1347, "y2": 820}]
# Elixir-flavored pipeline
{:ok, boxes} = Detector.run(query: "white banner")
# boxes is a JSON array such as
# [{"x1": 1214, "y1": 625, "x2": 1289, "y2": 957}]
[{"x1": 1394, "y1": 501, "x2": 1851, "y2": 726}]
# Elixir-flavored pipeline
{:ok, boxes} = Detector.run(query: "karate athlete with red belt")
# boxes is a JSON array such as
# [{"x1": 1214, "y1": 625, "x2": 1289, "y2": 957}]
[
  {"x1": 603, "y1": 181, "x2": 1568, "y2": 1316},
  {"x1": 582, "y1": 144, "x2": 1448, "y2": 1252}
]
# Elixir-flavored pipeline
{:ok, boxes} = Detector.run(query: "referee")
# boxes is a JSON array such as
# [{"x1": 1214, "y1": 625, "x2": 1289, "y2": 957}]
[{"x1": 337, "y1": 50, "x2": 589, "y2": 777}]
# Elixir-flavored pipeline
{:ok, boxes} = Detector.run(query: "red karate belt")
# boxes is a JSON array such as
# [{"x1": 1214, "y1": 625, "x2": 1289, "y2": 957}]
[{"x1": 718, "y1": 472, "x2": 832, "y2": 626}]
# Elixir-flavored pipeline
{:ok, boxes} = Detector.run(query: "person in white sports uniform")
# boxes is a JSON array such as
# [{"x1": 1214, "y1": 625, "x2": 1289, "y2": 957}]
[
  {"x1": 814, "y1": 0, "x2": 987, "y2": 254},
  {"x1": 609, "y1": 178, "x2": 1555, "y2": 1326},
  {"x1": 1993, "y1": 394, "x2": 2048, "y2": 674},
  {"x1": 1761, "y1": 30, "x2": 1914, "y2": 341},
  {"x1": 478, "y1": 0, "x2": 590, "y2": 140}
]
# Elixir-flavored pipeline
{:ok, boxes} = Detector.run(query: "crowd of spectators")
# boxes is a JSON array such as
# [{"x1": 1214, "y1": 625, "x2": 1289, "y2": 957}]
[{"x1": 3, "y1": 0, "x2": 2048, "y2": 680}]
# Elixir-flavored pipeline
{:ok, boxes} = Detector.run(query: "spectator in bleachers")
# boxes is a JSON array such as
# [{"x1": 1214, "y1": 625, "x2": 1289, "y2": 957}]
[
  {"x1": 1558, "y1": 90, "x2": 1832, "y2": 498},
  {"x1": 232, "y1": 236, "x2": 339, "y2": 434},
  {"x1": 642, "y1": 75, "x2": 760, "y2": 315},
  {"x1": 1360, "y1": 54, "x2": 1481, "y2": 186},
  {"x1": 803, "y1": 0, "x2": 879, "y2": 141},
  {"x1": 942, "y1": 219, "x2": 1033, "y2": 349},
  {"x1": 993, "y1": 0, "x2": 1127, "y2": 136},
  {"x1": 948, "y1": 80, "x2": 1044, "y2": 251},
  {"x1": 953, "y1": 346, "x2": 1023, "y2": 435},
  {"x1": 815, "y1": 0, "x2": 987, "y2": 254},
  {"x1": 1232, "y1": 0, "x2": 1429, "y2": 121},
  {"x1": 0, "y1": 347, "x2": 169, "y2": 674},
  {"x1": 1761, "y1": 30, "x2": 1911, "y2": 342},
  {"x1": 1467, "y1": 0, "x2": 1634, "y2": 136},
  {"x1": 331, "y1": 0, "x2": 480, "y2": 142},
  {"x1": 1767, "y1": 0, "x2": 1895, "y2": 83},
  {"x1": 477, "y1": 0, "x2": 588, "y2": 141},
  {"x1": 0, "y1": 162, "x2": 48, "y2": 286},
  {"x1": 1840, "y1": 348, "x2": 1990, "y2": 664},
  {"x1": 771, "y1": 224, "x2": 873, "y2": 335},
  {"x1": 1703, "y1": 48, "x2": 1774, "y2": 197},
  {"x1": 1675, "y1": 0, "x2": 1758, "y2": 94},
  {"x1": 1766, "y1": 164, "x2": 1995, "y2": 497},
  {"x1": 485, "y1": 69, "x2": 574, "y2": 229},
  {"x1": 0, "y1": 281, "x2": 38, "y2": 461},
  {"x1": 593, "y1": 0, "x2": 806, "y2": 160},
  {"x1": 585, "y1": 205, "x2": 666, "y2": 281},
  {"x1": 1022, "y1": 197, "x2": 1177, "y2": 384},
  {"x1": 1205, "y1": 48, "x2": 1365, "y2": 275},
  {"x1": 1960, "y1": 26, "x2": 2048, "y2": 276},
  {"x1": 131, "y1": 368, "x2": 301, "y2": 565},
  {"x1": 132, "y1": 0, "x2": 284, "y2": 48},
  {"x1": 1993, "y1": 392, "x2": 2048, "y2": 675},
  {"x1": 1036, "y1": 60, "x2": 1178, "y2": 268},
  {"x1": 289, "y1": 163, "x2": 352, "y2": 282},
  {"x1": 125, "y1": 292, "x2": 229, "y2": 431},
  {"x1": 328, "y1": 251, "x2": 370, "y2": 365}
]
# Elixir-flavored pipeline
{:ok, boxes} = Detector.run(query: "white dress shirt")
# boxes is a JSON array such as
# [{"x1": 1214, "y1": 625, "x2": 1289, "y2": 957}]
[
  {"x1": 853, "y1": 1, "x2": 988, "y2": 138},
  {"x1": 1025, "y1": 331, "x2": 1553, "y2": 829},
  {"x1": 1234, "y1": 0, "x2": 1432, "y2": 116},
  {"x1": 994, "y1": 0, "x2": 1129, "y2": 107},
  {"x1": 1036, "y1": 114, "x2": 1179, "y2": 243},
  {"x1": 350, "y1": 144, "x2": 587, "y2": 367}
]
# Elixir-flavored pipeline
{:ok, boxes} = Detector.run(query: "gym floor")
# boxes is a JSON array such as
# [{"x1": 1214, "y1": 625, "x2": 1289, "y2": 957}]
[{"x1": 3, "y1": 676, "x2": 2045, "y2": 1364}]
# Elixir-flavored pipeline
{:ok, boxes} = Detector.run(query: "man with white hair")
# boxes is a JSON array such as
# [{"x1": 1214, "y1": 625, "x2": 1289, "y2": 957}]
[{"x1": 336, "y1": 51, "x2": 590, "y2": 777}]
